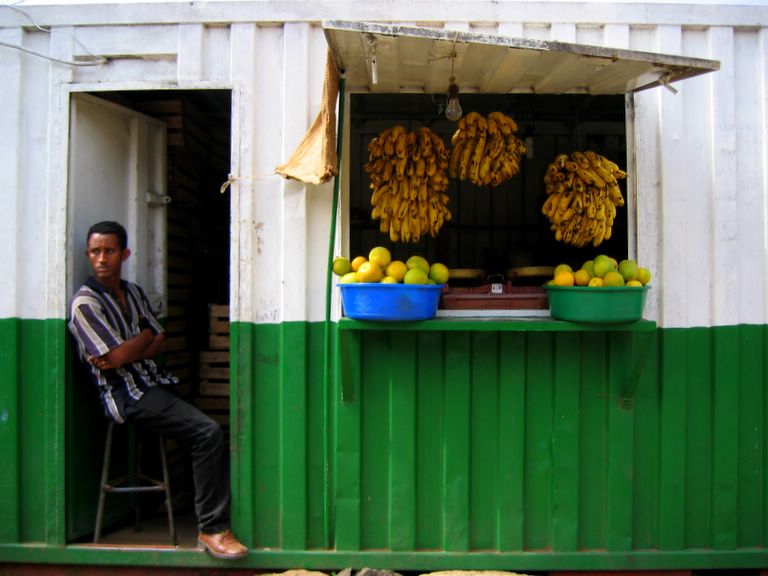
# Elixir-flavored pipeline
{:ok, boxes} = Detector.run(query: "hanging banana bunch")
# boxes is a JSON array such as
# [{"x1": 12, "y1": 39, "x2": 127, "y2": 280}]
[
  {"x1": 541, "y1": 150, "x2": 628, "y2": 248},
  {"x1": 448, "y1": 111, "x2": 526, "y2": 187},
  {"x1": 364, "y1": 125, "x2": 452, "y2": 243}
]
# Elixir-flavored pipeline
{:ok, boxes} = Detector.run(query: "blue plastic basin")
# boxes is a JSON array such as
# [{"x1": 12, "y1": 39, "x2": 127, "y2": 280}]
[{"x1": 339, "y1": 283, "x2": 443, "y2": 321}]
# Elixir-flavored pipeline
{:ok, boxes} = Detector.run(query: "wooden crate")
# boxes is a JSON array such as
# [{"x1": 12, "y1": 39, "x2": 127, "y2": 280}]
[
  {"x1": 208, "y1": 304, "x2": 230, "y2": 350},
  {"x1": 193, "y1": 396, "x2": 230, "y2": 426},
  {"x1": 198, "y1": 350, "x2": 229, "y2": 397}
]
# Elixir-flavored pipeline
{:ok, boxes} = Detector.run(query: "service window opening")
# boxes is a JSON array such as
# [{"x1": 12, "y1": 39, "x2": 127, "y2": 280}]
[{"x1": 348, "y1": 93, "x2": 629, "y2": 307}]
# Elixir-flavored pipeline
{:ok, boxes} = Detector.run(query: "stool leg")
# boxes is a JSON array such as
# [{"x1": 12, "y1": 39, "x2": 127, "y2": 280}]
[
  {"x1": 93, "y1": 422, "x2": 114, "y2": 543},
  {"x1": 133, "y1": 431, "x2": 143, "y2": 533},
  {"x1": 157, "y1": 434, "x2": 177, "y2": 545}
]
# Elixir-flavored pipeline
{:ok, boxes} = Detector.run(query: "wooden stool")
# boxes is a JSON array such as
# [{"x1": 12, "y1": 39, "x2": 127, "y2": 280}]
[{"x1": 94, "y1": 421, "x2": 176, "y2": 544}]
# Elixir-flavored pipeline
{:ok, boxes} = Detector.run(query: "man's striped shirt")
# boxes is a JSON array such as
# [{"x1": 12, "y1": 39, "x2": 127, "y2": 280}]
[{"x1": 68, "y1": 277, "x2": 178, "y2": 422}]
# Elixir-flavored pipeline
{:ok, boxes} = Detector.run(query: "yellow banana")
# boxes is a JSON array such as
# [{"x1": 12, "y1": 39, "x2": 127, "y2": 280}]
[
  {"x1": 370, "y1": 184, "x2": 389, "y2": 206},
  {"x1": 389, "y1": 223, "x2": 400, "y2": 243},
  {"x1": 415, "y1": 158, "x2": 426, "y2": 178},
  {"x1": 426, "y1": 157, "x2": 437, "y2": 177},
  {"x1": 395, "y1": 157, "x2": 407, "y2": 181},
  {"x1": 458, "y1": 136, "x2": 474, "y2": 181},
  {"x1": 469, "y1": 130, "x2": 487, "y2": 184},
  {"x1": 365, "y1": 125, "x2": 451, "y2": 243},
  {"x1": 400, "y1": 214, "x2": 411, "y2": 243},
  {"x1": 541, "y1": 150, "x2": 628, "y2": 247},
  {"x1": 448, "y1": 139, "x2": 465, "y2": 179}
]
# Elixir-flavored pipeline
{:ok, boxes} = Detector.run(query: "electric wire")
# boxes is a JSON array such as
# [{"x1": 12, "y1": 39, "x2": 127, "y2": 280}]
[{"x1": 0, "y1": 1, "x2": 107, "y2": 66}]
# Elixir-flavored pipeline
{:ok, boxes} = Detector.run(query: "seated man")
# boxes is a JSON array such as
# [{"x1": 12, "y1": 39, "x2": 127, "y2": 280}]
[{"x1": 68, "y1": 220, "x2": 247, "y2": 560}]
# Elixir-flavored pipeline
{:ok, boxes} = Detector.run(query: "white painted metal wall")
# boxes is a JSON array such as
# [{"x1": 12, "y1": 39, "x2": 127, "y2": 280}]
[{"x1": 0, "y1": 1, "x2": 766, "y2": 329}]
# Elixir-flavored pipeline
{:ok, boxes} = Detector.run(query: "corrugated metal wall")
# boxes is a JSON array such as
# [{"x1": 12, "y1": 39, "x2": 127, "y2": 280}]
[{"x1": 233, "y1": 320, "x2": 768, "y2": 569}]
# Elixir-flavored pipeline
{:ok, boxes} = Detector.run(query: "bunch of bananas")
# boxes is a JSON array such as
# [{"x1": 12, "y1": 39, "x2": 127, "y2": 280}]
[
  {"x1": 541, "y1": 150, "x2": 627, "y2": 248},
  {"x1": 364, "y1": 125, "x2": 452, "y2": 243},
  {"x1": 448, "y1": 111, "x2": 526, "y2": 187}
]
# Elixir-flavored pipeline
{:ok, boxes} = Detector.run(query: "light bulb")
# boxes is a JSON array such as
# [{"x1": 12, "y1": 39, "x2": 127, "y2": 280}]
[
  {"x1": 446, "y1": 96, "x2": 462, "y2": 121},
  {"x1": 445, "y1": 81, "x2": 462, "y2": 121}
]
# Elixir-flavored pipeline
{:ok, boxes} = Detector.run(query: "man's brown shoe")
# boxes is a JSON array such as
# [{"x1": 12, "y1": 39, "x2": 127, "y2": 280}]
[{"x1": 198, "y1": 529, "x2": 248, "y2": 559}]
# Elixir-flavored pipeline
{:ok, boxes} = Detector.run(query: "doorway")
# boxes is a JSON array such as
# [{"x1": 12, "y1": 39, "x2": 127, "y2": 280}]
[{"x1": 66, "y1": 89, "x2": 232, "y2": 547}]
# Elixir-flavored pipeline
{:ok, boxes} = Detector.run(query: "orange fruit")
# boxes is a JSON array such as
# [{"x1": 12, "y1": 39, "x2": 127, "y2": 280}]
[
  {"x1": 385, "y1": 260, "x2": 408, "y2": 282},
  {"x1": 406, "y1": 255, "x2": 430, "y2": 274},
  {"x1": 603, "y1": 271, "x2": 625, "y2": 286},
  {"x1": 351, "y1": 256, "x2": 367, "y2": 272},
  {"x1": 593, "y1": 255, "x2": 616, "y2": 278},
  {"x1": 404, "y1": 267, "x2": 429, "y2": 284},
  {"x1": 618, "y1": 259, "x2": 638, "y2": 282},
  {"x1": 574, "y1": 269, "x2": 591, "y2": 286},
  {"x1": 357, "y1": 261, "x2": 384, "y2": 283},
  {"x1": 588, "y1": 277, "x2": 604, "y2": 287},
  {"x1": 332, "y1": 257, "x2": 352, "y2": 276},
  {"x1": 553, "y1": 271, "x2": 575, "y2": 286},
  {"x1": 368, "y1": 246, "x2": 392, "y2": 269},
  {"x1": 428, "y1": 262, "x2": 450, "y2": 284}
]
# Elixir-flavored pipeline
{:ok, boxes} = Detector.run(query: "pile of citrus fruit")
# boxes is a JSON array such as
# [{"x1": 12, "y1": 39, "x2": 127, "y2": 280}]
[
  {"x1": 333, "y1": 246, "x2": 449, "y2": 285},
  {"x1": 549, "y1": 255, "x2": 652, "y2": 287}
]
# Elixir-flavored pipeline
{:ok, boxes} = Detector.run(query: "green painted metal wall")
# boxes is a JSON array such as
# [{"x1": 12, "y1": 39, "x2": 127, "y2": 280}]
[
  {"x1": 1, "y1": 318, "x2": 767, "y2": 570},
  {"x1": 0, "y1": 318, "x2": 67, "y2": 546},
  {"x1": 236, "y1": 321, "x2": 768, "y2": 568}
]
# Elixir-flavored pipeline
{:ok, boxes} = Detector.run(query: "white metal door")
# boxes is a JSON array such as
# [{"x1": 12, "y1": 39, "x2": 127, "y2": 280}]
[{"x1": 67, "y1": 93, "x2": 169, "y2": 317}]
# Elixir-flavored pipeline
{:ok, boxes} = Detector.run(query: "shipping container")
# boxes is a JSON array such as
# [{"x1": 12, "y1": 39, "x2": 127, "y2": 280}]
[{"x1": 1, "y1": 1, "x2": 768, "y2": 573}]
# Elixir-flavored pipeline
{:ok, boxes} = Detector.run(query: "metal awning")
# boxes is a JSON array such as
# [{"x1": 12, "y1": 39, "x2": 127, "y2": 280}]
[{"x1": 323, "y1": 20, "x2": 720, "y2": 95}]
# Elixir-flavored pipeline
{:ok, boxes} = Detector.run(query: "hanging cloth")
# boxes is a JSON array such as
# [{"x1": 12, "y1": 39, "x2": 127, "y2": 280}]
[{"x1": 275, "y1": 49, "x2": 340, "y2": 185}]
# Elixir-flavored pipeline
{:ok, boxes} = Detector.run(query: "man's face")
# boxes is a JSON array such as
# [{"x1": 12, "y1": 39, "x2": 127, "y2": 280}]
[{"x1": 86, "y1": 233, "x2": 129, "y2": 284}]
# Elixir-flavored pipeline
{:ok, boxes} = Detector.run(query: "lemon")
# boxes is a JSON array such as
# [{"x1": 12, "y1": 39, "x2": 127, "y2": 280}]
[
  {"x1": 404, "y1": 267, "x2": 429, "y2": 284},
  {"x1": 581, "y1": 260, "x2": 595, "y2": 277},
  {"x1": 554, "y1": 263, "x2": 573, "y2": 276},
  {"x1": 603, "y1": 271, "x2": 625, "y2": 286},
  {"x1": 381, "y1": 276, "x2": 399, "y2": 284},
  {"x1": 574, "y1": 269, "x2": 591, "y2": 286},
  {"x1": 428, "y1": 262, "x2": 450, "y2": 284},
  {"x1": 339, "y1": 272, "x2": 359, "y2": 284},
  {"x1": 406, "y1": 255, "x2": 430, "y2": 274},
  {"x1": 553, "y1": 271, "x2": 575, "y2": 286},
  {"x1": 369, "y1": 246, "x2": 392, "y2": 269},
  {"x1": 351, "y1": 256, "x2": 367, "y2": 272},
  {"x1": 637, "y1": 267, "x2": 652, "y2": 285},
  {"x1": 385, "y1": 260, "x2": 408, "y2": 282},
  {"x1": 357, "y1": 261, "x2": 384, "y2": 283},
  {"x1": 332, "y1": 256, "x2": 352, "y2": 277},
  {"x1": 626, "y1": 280, "x2": 643, "y2": 287},
  {"x1": 588, "y1": 277, "x2": 604, "y2": 287},
  {"x1": 593, "y1": 255, "x2": 616, "y2": 278},
  {"x1": 618, "y1": 259, "x2": 638, "y2": 282}
]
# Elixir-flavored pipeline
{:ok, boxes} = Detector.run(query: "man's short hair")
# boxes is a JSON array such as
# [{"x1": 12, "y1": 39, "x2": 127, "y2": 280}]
[{"x1": 87, "y1": 221, "x2": 128, "y2": 250}]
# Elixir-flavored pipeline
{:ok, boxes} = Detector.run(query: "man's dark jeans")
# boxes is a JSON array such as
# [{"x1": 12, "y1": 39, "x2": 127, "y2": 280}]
[{"x1": 125, "y1": 386, "x2": 230, "y2": 533}]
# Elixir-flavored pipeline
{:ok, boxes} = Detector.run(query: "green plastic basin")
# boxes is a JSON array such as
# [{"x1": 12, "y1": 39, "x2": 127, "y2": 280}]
[{"x1": 545, "y1": 285, "x2": 650, "y2": 323}]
